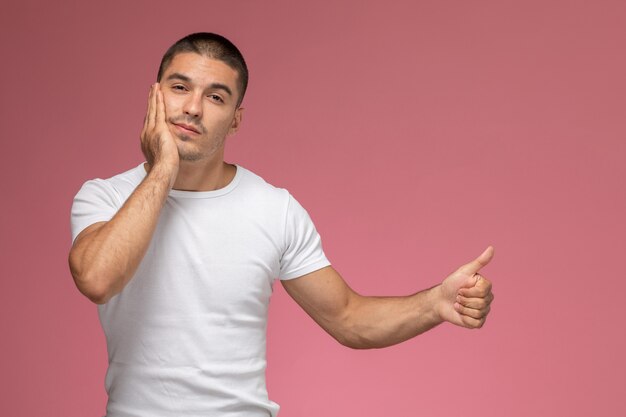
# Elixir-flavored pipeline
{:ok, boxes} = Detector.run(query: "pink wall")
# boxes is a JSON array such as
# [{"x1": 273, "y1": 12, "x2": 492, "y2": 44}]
[{"x1": 2, "y1": 1, "x2": 625, "y2": 415}]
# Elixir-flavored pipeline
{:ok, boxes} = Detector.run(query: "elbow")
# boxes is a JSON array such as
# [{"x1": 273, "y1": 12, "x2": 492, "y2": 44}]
[
  {"x1": 73, "y1": 270, "x2": 116, "y2": 305},
  {"x1": 335, "y1": 333, "x2": 380, "y2": 350},
  {"x1": 326, "y1": 297, "x2": 382, "y2": 350},
  {"x1": 334, "y1": 333, "x2": 359, "y2": 349},
  {"x1": 81, "y1": 283, "x2": 113, "y2": 305},
  {"x1": 330, "y1": 318, "x2": 381, "y2": 350},
  {"x1": 337, "y1": 332, "x2": 382, "y2": 350},
  {"x1": 68, "y1": 254, "x2": 116, "y2": 305},
  {"x1": 337, "y1": 338, "x2": 372, "y2": 350}
]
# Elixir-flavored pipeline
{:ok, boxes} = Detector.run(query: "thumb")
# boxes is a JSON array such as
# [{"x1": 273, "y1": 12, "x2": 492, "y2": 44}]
[{"x1": 459, "y1": 246, "x2": 494, "y2": 275}]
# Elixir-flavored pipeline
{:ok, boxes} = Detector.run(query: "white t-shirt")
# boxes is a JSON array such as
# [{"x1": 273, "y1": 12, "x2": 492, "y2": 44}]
[{"x1": 70, "y1": 163, "x2": 331, "y2": 417}]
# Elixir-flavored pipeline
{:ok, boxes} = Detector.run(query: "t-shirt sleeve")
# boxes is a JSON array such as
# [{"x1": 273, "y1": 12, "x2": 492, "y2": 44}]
[
  {"x1": 70, "y1": 179, "x2": 121, "y2": 243},
  {"x1": 278, "y1": 194, "x2": 331, "y2": 280}
]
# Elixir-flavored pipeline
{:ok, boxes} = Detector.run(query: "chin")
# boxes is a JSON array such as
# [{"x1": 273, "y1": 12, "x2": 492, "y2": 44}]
[
  {"x1": 178, "y1": 150, "x2": 203, "y2": 162},
  {"x1": 178, "y1": 152, "x2": 204, "y2": 162},
  {"x1": 175, "y1": 132, "x2": 192, "y2": 142},
  {"x1": 173, "y1": 141, "x2": 195, "y2": 161}
]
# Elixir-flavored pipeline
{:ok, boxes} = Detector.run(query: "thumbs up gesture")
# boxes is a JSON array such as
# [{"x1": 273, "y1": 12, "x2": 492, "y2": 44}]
[{"x1": 436, "y1": 247, "x2": 495, "y2": 329}]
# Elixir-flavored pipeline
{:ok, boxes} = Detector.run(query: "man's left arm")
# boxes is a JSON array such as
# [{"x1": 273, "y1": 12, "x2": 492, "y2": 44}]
[{"x1": 281, "y1": 247, "x2": 495, "y2": 349}]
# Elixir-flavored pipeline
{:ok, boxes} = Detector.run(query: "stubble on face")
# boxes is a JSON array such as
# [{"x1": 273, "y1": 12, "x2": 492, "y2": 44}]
[
  {"x1": 168, "y1": 115, "x2": 204, "y2": 161},
  {"x1": 167, "y1": 114, "x2": 231, "y2": 162},
  {"x1": 160, "y1": 54, "x2": 241, "y2": 164}
]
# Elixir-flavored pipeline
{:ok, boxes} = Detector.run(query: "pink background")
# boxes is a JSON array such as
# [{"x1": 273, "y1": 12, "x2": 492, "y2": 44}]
[{"x1": 1, "y1": 1, "x2": 625, "y2": 415}]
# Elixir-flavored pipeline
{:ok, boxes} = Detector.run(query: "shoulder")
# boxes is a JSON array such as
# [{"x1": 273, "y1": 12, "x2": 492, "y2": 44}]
[
  {"x1": 236, "y1": 166, "x2": 319, "y2": 232},
  {"x1": 236, "y1": 165, "x2": 291, "y2": 206},
  {"x1": 102, "y1": 163, "x2": 146, "y2": 193},
  {"x1": 76, "y1": 163, "x2": 146, "y2": 203}
]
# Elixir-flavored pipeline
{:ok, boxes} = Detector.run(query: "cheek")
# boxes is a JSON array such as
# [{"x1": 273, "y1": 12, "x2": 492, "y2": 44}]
[
  {"x1": 162, "y1": 94, "x2": 182, "y2": 117},
  {"x1": 203, "y1": 112, "x2": 234, "y2": 130}
]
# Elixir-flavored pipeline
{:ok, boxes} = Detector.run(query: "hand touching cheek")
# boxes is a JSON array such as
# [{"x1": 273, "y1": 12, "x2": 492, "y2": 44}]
[{"x1": 140, "y1": 83, "x2": 180, "y2": 173}]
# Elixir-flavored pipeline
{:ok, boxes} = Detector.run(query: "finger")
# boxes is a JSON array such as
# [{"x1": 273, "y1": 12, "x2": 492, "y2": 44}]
[
  {"x1": 141, "y1": 86, "x2": 152, "y2": 154},
  {"x1": 142, "y1": 84, "x2": 153, "y2": 135},
  {"x1": 454, "y1": 302, "x2": 490, "y2": 320},
  {"x1": 155, "y1": 83, "x2": 167, "y2": 127},
  {"x1": 456, "y1": 293, "x2": 494, "y2": 310},
  {"x1": 141, "y1": 84, "x2": 157, "y2": 163},
  {"x1": 148, "y1": 83, "x2": 157, "y2": 131},
  {"x1": 459, "y1": 246, "x2": 494, "y2": 275},
  {"x1": 461, "y1": 314, "x2": 487, "y2": 329},
  {"x1": 458, "y1": 277, "x2": 493, "y2": 298}
]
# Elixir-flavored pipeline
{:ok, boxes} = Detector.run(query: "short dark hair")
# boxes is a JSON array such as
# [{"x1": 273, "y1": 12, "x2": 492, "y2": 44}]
[{"x1": 157, "y1": 33, "x2": 248, "y2": 107}]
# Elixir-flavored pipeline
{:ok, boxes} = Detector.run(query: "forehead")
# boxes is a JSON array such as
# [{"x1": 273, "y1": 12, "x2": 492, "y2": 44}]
[{"x1": 163, "y1": 52, "x2": 239, "y2": 89}]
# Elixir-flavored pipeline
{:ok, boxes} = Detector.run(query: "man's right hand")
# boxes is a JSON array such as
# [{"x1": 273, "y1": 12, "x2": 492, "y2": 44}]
[
  {"x1": 69, "y1": 84, "x2": 181, "y2": 304},
  {"x1": 140, "y1": 83, "x2": 179, "y2": 184}
]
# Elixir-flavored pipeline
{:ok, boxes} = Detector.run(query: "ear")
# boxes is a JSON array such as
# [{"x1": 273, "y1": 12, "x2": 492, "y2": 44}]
[{"x1": 228, "y1": 107, "x2": 244, "y2": 136}]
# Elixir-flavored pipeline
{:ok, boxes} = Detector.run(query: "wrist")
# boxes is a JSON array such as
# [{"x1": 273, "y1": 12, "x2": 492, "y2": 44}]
[
  {"x1": 428, "y1": 284, "x2": 447, "y2": 324},
  {"x1": 147, "y1": 161, "x2": 179, "y2": 188}
]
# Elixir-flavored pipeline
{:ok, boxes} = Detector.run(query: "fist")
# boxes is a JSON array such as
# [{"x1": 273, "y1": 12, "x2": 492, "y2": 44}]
[
  {"x1": 437, "y1": 247, "x2": 495, "y2": 329},
  {"x1": 454, "y1": 274, "x2": 494, "y2": 328}
]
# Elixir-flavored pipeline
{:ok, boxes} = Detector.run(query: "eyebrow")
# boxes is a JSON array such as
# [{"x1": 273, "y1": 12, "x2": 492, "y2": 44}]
[{"x1": 166, "y1": 72, "x2": 233, "y2": 96}]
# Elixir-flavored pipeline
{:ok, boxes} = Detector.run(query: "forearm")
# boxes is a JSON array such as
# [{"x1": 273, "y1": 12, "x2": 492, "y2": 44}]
[
  {"x1": 340, "y1": 285, "x2": 444, "y2": 349},
  {"x1": 69, "y1": 163, "x2": 176, "y2": 304},
  {"x1": 284, "y1": 250, "x2": 494, "y2": 349}
]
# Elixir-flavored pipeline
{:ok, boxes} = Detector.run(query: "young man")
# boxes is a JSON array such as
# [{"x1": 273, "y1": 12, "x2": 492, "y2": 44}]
[{"x1": 69, "y1": 33, "x2": 494, "y2": 417}]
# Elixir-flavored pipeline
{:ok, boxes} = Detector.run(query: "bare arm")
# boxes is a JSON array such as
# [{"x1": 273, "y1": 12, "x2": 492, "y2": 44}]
[
  {"x1": 68, "y1": 84, "x2": 179, "y2": 304},
  {"x1": 282, "y1": 247, "x2": 495, "y2": 349}
]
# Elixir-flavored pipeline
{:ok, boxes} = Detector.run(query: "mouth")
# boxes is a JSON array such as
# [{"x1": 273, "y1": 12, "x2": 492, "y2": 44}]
[{"x1": 173, "y1": 122, "x2": 200, "y2": 135}]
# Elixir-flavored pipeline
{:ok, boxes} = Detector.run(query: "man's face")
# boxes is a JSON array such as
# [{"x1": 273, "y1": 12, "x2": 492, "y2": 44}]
[{"x1": 159, "y1": 52, "x2": 243, "y2": 162}]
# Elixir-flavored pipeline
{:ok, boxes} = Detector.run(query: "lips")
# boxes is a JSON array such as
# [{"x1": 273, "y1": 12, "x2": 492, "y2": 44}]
[{"x1": 173, "y1": 122, "x2": 200, "y2": 134}]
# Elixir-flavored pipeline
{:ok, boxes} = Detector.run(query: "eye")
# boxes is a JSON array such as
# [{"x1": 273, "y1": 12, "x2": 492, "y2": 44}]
[
  {"x1": 172, "y1": 84, "x2": 187, "y2": 92},
  {"x1": 208, "y1": 94, "x2": 224, "y2": 103}
]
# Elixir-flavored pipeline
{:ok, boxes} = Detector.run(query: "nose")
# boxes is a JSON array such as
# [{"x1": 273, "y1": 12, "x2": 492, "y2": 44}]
[{"x1": 182, "y1": 92, "x2": 203, "y2": 119}]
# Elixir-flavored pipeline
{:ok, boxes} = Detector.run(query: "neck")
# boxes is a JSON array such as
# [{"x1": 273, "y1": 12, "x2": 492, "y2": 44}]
[
  {"x1": 175, "y1": 158, "x2": 236, "y2": 191},
  {"x1": 145, "y1": 157, "x2": 236, "y2": 192}
]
